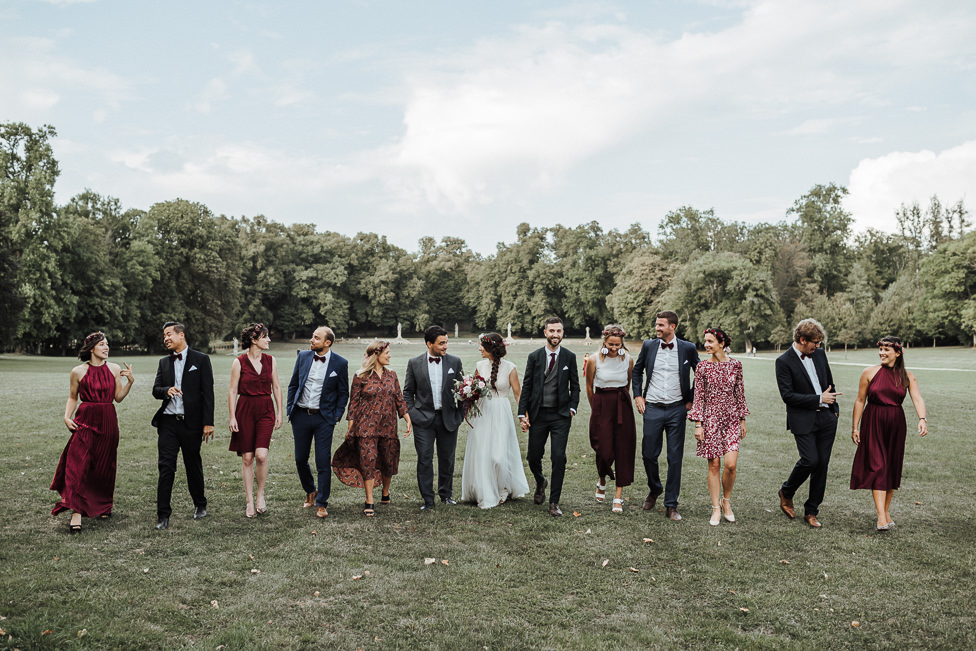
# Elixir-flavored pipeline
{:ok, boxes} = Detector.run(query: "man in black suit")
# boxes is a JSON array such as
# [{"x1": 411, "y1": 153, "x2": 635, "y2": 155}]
[
  {"x1": 403, "y1": 325, "x2": 464, "y2": 511},
  {"x1": 632, "y1": 310, "x2": 700, "y2": 521},
  {"x1": 151, "y1": 322, "x2": 215, "y2": 530},
  {"x1": 286, "y1": 326, "x2": 349, "y2": 519},
  {"x1": 775, "y1": 318, "x2": 841, "y2": 529},
  {"x1": 517, "y1": 317, "x2": 580, "y2": 517}
]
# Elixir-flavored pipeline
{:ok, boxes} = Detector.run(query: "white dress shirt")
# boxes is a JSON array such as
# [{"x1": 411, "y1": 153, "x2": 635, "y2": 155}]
[
  {"x1": 428, "y1": 354, "x2": 443, "y2": 410},
  {"x1": 298, "y1": 350, "x2": 331, "y2": 409},
  {"x1": 163, "y1": 345, "x2": 187, "y2": 415},
  {"x1": 645, "y1": 340, "x2": 682, "y2": 403},
  {"x1": 793, "y1": 344, "x2": 826, "y2": 407}
]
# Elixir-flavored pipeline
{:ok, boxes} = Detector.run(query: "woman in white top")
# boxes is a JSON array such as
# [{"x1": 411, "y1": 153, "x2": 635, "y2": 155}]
[
  {"x1": 585, "y1": 325, "x2": 636, "y2": 513},
  {"x1": 460, "y1": 333, "x2": 531, "y2": 509}
]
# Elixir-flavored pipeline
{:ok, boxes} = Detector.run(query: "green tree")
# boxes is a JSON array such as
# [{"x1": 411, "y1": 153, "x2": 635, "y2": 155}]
[
  {"x1": 919, "y1": 230, "x2": 976, "y2": 344},
  {"x1": 607, "y1": 251, "x2": 671, "y2": 339},
  {"x1": 788, "y1": 183, "x2": 852, "y2": 296},
  {"x1": 416, "y1": 236, "x2": 475, "y2": 328}
]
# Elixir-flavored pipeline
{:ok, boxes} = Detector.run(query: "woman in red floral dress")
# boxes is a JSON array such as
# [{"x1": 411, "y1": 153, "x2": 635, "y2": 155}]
[
  {"x1": 687, "y1": 328, "x2": 748, "y2": 526},
  {"x1": 332, "y1": 341, "x2": 412, "y2": 516}
]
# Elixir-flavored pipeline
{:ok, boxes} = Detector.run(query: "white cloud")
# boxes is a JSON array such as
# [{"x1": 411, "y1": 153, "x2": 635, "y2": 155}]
[{"x1": 845, "y1": 140, "x2": 976, "y2": 231}]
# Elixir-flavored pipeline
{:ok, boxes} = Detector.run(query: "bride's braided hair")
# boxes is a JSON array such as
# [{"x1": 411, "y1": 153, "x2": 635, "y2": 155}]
[{"x1": 480, "y1": 333, "x2": 507, "y2": 388}]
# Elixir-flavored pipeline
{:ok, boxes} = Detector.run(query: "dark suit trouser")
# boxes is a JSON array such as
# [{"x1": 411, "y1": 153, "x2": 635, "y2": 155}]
[
  {"x1": 291, "y1": 410, "x2": 336, "y2": 508},
  {"x1": 641, "y1": 403, "x2": 688, "y2": 508},
  {"x1": 156, "y1": 416, "x2": 206, "y2": 518},
  {"x1": 781, "y1": 410, "x2": 838, "y2": 516},
  {"x1": 413, "y1": 412, "x2": 457, "y2": 506},
  {"x1": 526, "y1": 410, "x2": 572, "y2": 505}
]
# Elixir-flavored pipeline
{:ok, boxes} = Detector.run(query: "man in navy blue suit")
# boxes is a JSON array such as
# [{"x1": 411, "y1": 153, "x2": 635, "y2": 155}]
[
  {"x1": 632, "y1": 311, "x2": 700, "y2": 521},
  {"x1": 286, "y1": 326, "x2": 349, "y2": 518}
]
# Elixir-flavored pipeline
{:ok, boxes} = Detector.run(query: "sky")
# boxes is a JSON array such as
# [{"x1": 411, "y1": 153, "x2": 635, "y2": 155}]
[{"x1": 2, "y1": 0, "x2": 975, "y2": 254}]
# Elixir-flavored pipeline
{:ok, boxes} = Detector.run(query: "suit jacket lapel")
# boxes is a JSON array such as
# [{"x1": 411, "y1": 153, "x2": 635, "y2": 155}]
[
  {"x1": 417, "y1": 355, "x2": 433, "y2": 402},
  {"x1": 440, "y1": 354, "x2": 451, "y2": 399},
  {"x1": 788, "y1": 351, "x2": 816, "y2": 393}
]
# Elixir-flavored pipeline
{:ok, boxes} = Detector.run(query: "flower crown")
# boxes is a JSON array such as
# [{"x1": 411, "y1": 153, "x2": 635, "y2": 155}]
[
  {"x1": 877, "y1": 339, "x2": 902, "y2": 353},
  {"x1": 248, "y1": 323, "x2": 265, "y2": 338},
  {"x1": 704, "y1": 327, "x2": 731, "y2": 347},
  {"x1": 602, "y1": 327, "x2": 627, "y2": 338},
  {"x1": 84, "y1": 331, "x2": 105, "y2": 346},
  {"x1": 479, "y1": 333, "x2": 493, "y2": 345},
  {"x1": 370, "y1": 341, "x2": 390, "y2": 356}
]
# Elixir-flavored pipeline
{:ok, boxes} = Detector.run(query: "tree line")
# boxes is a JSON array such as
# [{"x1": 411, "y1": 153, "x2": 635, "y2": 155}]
[{"x1": 2, "y1": 122, "x2": 975, "y2": 355}]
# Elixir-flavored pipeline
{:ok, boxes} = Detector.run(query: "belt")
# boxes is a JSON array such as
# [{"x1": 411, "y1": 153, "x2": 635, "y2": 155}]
[
  {"x1": 646, "y1": 400, "x2": 684, "y2": 409},
  {"x1": 297, "y1": 407, "x2": 320, "y2": 415},
  {"x1": 595, "y1": 386, "x2": 627, "y2": 393},
  {"x1": 161, "y1": 413, "x2": 185, "y2": 421}
]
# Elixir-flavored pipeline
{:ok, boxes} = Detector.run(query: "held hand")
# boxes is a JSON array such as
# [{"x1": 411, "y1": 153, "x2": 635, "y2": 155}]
[
  {"x1": 64, "y1": 417, "x2": 77, "y2": 431},
  {"x1": 202, "y1": 425, "x2": 214, "y2": 442},
  {"x1": 821, "y1": 385, "x2": 842, "y2": 405},
  {"x1": 519, "y1": 416, "x2": 530, "y2": 431},
  {"x1": 229, "y1": 417, "x2": 239, "y2": 433},
  {"x1": 167, "y1": 386, "x2": 183, "y2": 398},
  {"x1": 635, "y1": 396, "x2": 646, "y2": 415}
]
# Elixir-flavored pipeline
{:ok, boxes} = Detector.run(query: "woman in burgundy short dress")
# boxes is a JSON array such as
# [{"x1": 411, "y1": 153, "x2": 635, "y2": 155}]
[
  {"x1": 688, "y1": 328, "x2": 748, "y2": 526},
  {"x1": 850, "y1": 336, "x2": 928, "y2": 531},
  {"x1": 53, "y1": 332, "x2": 135, "y2": 533},
  {"x1": 229, "y1": 323, "x2": 283, "y2": 518},
  {"x1": 332, "y1": 340, "x2": 412, "y2": 516}
]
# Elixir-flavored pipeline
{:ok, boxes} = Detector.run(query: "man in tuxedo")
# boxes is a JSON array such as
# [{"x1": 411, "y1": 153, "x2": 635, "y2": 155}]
[
  {"x1": 151, "y1": 322, "x2": 215, "y2": 530},
  {"x1": 286, "y1": 326, "x2": 349, "y2": 519},
  {"x1": 632, "y1": 310, "x2": 700, "y2": 521},
  {"x1": 517, "y1": 317, "x2": 580, "y2": 517},
  {"x1": 403, "y1": 325, "x2": 464, "y2": 511},
  {"x1": 776, "y1": 318, "x2": 841, "y2": 528}
]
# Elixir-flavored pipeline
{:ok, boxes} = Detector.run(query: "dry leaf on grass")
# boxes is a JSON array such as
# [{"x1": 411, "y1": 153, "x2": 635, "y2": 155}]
[
  {"x1": 424, "y1": 558, "x2": 436, "y2": 565},
  {"x1": 249, "y1": 555, "x2": 255, "y2": 561},
  {"x1": 851, "y1": 621, "x2": 860, "y2": 628},
  {"x1": 441, "y1": 560, "x2": 449, "y2": 566},
  {"x1": 739, "y1": 607, "x2": 749, "y2": 612},
  {"x1": 210, "y1": 600, "x2": 219, "y2": 609},
  {"x1": 251, "y1": 569, "x2": 260, "y2": 574},
  {"x1": 629, "y1": 567, "x2": 639, "y2": 573},
  {"x1": 314, "y1": 591, "x2": 320, "y2": 597},
  {"x1": 585, "y1": 528, "x2": 591, "y2": 534},
  {"x1": 42, "y1": 630, "x2": 52, "y2": 635},
  {"x1": 573, "y1": 511, "x2": 581, "y2": 517},
  {"x1": 642, "y1": 538, "x2": 654, "y2": 543},
  {"x1": 779, "y1": 560, "x2": 790, "y2": 564},
  {"x1": 352, "y1": 575, "x2": 362, "y2": 580},
  {"x1": 601, "y1": 559, "x2": 609, "y2": 568},
  {"x1": 311, "y1": 530, "x2": 317, "y2": 535},
  {"x1": 364, "y1": 571, "x2": 371, "y2": 577},
  {"x1": 78, "y1": 629, "x2": 87, "y2": 638}
]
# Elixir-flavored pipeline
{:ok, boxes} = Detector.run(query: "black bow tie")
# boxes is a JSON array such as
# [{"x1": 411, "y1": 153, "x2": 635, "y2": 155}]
[
  {"x1": 660, "y1": 341, "x2": 673, "y2": 350},
  {"x1": 429, "y1": 357, "x2": 441, "y2": 364},
  {"x1": 170, "y1": 352, "x2": 183, "y2": 361},
  {"x1": 313, "y1": 355, "x2": 327, "y2": 363}
]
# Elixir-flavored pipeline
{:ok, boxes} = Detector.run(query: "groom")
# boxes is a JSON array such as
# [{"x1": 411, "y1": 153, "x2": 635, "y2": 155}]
[
  {"x1": 518, "y1": 317, "x2": 580, "y2": 517},
  {"x1": 403, "y1": 325, "x2": 464, "y2": 511}
]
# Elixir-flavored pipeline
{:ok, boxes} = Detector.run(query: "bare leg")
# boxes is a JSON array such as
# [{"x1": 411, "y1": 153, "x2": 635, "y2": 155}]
[
  {"x1": 254, "y1": 448, "x2": 269, "y2": 513},
  {"x1": 614, "y1": 485, "x2": 623, "y2": 501},
  {"x1": 721, "y1": 451, "x2": 738, "y2": 520},
  {"x1": 884, "y1": 490, "x2": 895, "y2": 525},
  {"x1": 364, "y1": 478, "x2": 375, "y2": 515},
  {"x1": 381, "y1": 475, "x2": 392, "y2": 498},
  {"x1": 707, "y1": 458, "x2": 722, "y2": 508},
  {"x1": 872, "y1": 489, "x2": 887, "y2": 528},
  {"x1": 242, "y1": 452, "x2": 256, "y2": 517}
]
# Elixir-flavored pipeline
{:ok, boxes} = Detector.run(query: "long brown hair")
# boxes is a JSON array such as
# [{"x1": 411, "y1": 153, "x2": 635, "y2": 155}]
[
  {"x1": 78, "y1": 331, "x2": 106, "y2": 361},
  {"x1": 878, "y1": 335, "x2": 910, "y2": 389},
  {"x1": 480, "y1": 333, "x2": 507, "y2": 388}
]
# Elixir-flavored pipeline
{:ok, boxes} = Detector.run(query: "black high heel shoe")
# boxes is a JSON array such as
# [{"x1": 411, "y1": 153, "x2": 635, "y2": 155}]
[{"x1": 363, "y1": 502, "x2": 375, "y2": 517}]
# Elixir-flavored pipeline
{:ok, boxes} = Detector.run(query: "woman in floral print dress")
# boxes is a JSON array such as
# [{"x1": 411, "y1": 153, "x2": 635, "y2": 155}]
[{"x1": 687, "y1": 328, "x2": 748, "y2": 526}]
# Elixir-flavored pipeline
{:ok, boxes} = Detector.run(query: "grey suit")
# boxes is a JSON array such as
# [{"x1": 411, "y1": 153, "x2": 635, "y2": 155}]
[{"x1": 403, "y1": 352, "x2": 464, "y2": 506}]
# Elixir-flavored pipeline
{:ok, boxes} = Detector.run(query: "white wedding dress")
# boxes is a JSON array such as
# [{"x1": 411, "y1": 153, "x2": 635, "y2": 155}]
[{"x1": 460, "y1": 359, "x2": 530, "y2": 509}]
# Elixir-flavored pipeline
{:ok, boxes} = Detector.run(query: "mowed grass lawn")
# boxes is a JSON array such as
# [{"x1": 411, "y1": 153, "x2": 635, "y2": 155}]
[{"x1": 1, "y1": 340, "x2": 974, "y2": 650}]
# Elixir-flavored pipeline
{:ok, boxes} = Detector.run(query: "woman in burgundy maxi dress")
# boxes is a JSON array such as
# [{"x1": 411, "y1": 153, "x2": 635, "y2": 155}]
[
  {"x1": 850, "y1": 336, "x2": 928, "y2": 531},
  {"x1": 52, "y1": 332, "x2": 135, "y2": 533}
]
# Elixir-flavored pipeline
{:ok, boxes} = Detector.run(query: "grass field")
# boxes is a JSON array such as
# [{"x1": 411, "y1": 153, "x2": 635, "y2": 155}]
[{"x1": 1, "y1": 340, "x2": 974, "y2": 650}]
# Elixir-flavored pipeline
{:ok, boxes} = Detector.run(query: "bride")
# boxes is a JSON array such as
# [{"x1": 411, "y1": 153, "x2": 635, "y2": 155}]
[{"x1": 460, "y1": 333, "x2": 531, "y2": 508}]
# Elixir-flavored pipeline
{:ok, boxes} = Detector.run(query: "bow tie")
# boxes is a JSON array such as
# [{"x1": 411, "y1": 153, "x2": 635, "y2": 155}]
[
  {"x1": 313, "y1": 355, "x2": 327, "y2": 363},
  {"x1": 170, "y1": 352, "x2": 183, "y2": 361},
  {"x1": 429, "y1": 356, "x2": 441, "y2": 364},
  {"x1": 801, "y1": 353, "x2": 811, "y2": 360},
  {"x1": 660, "y1": 341, "x2": 674, "y2": 350}
]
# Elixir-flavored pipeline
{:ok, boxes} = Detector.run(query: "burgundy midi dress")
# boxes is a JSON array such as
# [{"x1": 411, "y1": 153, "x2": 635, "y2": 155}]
[
  {"x1": 850, "y1": 366, "x2": 909, "y2": 491},
  {"x1": 229, "y1": 353, "x2": 275, "y2": 455}
]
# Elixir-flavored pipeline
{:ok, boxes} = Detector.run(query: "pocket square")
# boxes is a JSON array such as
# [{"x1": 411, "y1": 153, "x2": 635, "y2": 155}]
[
  {"x1": 329, "y1": 371, "x2": 338, "y2": 377},
  {"x1": 188, "y1": 365, "x2": 198, "y2": 372},
  {"x1": 683, "y1": 360, "x2": 689, "y2": 365},
  {"x1": 562, "y1": 365, "x2": 569, "y2": 370},
  {"x1": 448, "y1": 368, "x2": 456, "y2": 374}
]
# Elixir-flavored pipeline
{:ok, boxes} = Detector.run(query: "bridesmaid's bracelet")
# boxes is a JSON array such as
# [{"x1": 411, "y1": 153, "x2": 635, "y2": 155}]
[{"x1": 919, "y1": 417, "x2": 927, "y2": 421}]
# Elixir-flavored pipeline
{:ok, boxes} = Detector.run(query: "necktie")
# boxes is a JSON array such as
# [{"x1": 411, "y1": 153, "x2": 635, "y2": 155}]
[
  {"x1": 170, "y1": 352, "x2": 183, "y2": 361},
  {"x1": 660, "y1": 341, "x2": 673, "y2": 350},
  {"x1": 314, "y1": 355, "x2": 327, "y2": 363},
  {"x1": 429, "y1": 356, "x2": 441, "y2": 364},
  {"x1": 547, "y1": 352, "x2": 556, "y2": 373}
]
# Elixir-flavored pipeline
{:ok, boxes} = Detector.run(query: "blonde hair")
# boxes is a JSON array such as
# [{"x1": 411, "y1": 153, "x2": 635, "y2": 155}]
[{"x1": 355, "y1": 340, "x2": 390, "y2": 378}]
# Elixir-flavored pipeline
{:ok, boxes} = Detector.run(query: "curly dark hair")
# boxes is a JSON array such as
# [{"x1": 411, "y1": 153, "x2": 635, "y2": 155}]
[
  {"x1": 480, "y1": 332, "x2": 507, "y2": 388},
  {"x1": 241, "y1": 323, "x2": 269, "y2": 348},
  {"x1": 78, "y1": 331, "x2": 106, "y2": 361},
  {"x1": 703, "y1": 327, "x2": 732, "y2": 349}
]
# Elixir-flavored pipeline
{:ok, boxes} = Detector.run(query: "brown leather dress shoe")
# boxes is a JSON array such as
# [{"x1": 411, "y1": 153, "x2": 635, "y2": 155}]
[
  {"x1": 643, "y1": 490, "x2": 662, "y2": 511},
  {"x1": 548, "y1": 503, "x2": 562, "y2": 517},
  {"x1": 804, "y1": 514, "x2": 822, "y2": 528},
  {"x1": 665, "y1": 507, "x2": 682, "y2": 521},
  {"x1": 778, "y1": 489, "x2": 796, "y2": 519},
  {"x1": 316, "y1": 506, "x2": 328, "y2": 518},
  {"x1": 304, "y1": 490, "x2": 318, "y2": 508},
  {"x1": 534, "y1": 478, "x2": 548, "y2": 505}
]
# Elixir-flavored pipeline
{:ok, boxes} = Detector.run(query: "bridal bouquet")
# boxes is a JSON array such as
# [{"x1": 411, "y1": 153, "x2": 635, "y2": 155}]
[{"x1": 453, "y1": 371, "x2": 492, "y2": 424}]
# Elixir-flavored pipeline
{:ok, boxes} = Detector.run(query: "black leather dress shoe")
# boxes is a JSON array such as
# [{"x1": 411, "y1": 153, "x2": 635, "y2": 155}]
[
  {"x1": 155, "y1": 517, "x2": 169, "y2": 530},
  {"x1": 193, "y1": 507, "x2": 207, "y2": 520},
  {"x1": 420, "y1": 503, "x2": 435, "y2": 512},
  {"x1": 441, "y1": 497, "x2": 457, "y2": 505}
]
